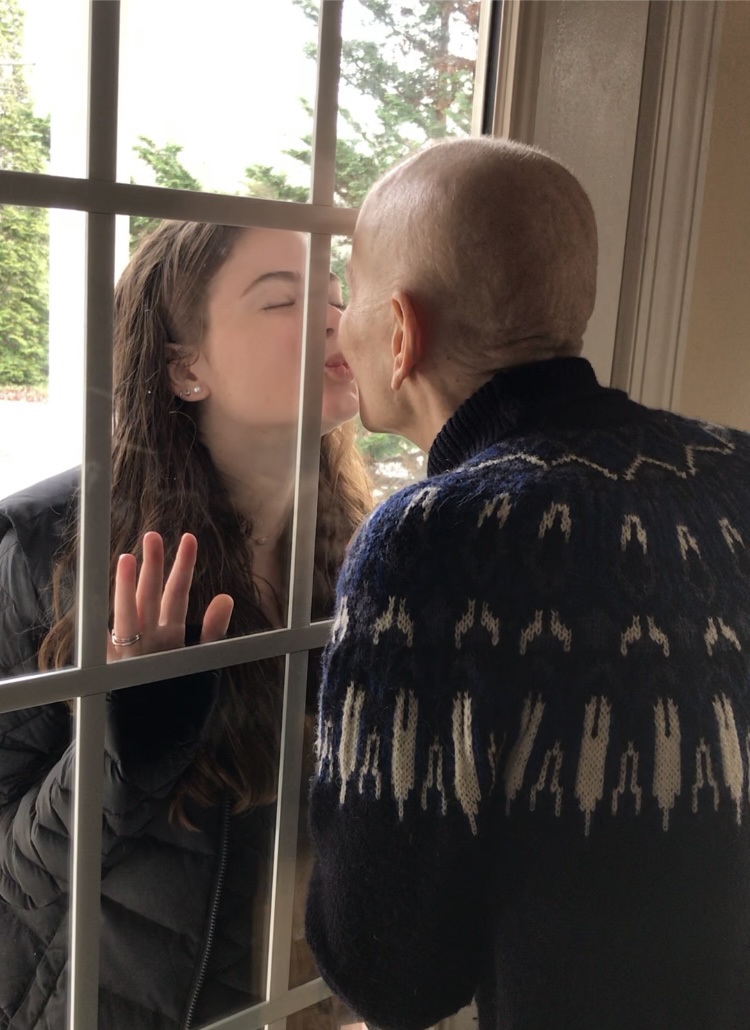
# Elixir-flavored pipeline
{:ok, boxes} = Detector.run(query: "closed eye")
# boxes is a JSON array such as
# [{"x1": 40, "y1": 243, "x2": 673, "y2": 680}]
[{"x1": 263, "y1": 300, "x2": 296, "y2": 310}]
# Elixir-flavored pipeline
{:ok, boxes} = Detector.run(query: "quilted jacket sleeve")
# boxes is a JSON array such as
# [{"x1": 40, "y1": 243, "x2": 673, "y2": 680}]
[
  {"x1": 0, "y1": 521, "x2": 47, "y2": 678},
  {"x1": 0, "y1": 525, "x2": 220, "y2": 910}
]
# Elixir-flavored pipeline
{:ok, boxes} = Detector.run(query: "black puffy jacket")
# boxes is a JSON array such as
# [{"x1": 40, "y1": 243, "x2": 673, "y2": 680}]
[{"x1": 0, "y1": 470, "x2": 276, "y2": 1029}]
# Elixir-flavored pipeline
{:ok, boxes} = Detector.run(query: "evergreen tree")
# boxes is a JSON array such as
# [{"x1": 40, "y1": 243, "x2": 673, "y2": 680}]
[
  {"x1": 251, "y1": 0, "x2": 480, "y2": 207},
  {"x1": 0, "y1": 0, "x2": 50, "y2": 386},
  {"x1": 130, "y1": 136, "x2": 203, "y2": 249},
  {"x1": 247, "y1": 1, "x2": 479, "y2": 292}
]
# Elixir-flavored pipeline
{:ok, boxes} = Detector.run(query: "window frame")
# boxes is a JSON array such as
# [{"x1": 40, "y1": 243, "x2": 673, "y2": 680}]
[{"x1": 0, "y1": 2, "x2": 501, "y2": 1028}]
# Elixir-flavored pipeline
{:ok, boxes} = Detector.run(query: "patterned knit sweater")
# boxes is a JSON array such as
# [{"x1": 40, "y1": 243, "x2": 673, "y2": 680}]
[{"x1": 305, "y1": 357, "x2": 750, "y2": 1030}]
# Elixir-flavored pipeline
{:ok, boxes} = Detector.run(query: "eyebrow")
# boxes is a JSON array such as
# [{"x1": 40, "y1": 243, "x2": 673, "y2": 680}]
[{"x1": 242, "y1": 270, "x2": 302, "y2": 296}]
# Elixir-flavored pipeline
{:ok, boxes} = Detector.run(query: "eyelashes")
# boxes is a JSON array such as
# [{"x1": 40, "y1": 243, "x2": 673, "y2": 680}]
[{"x1": 263, "y1": 300, "x2": 346, "y2": 312}]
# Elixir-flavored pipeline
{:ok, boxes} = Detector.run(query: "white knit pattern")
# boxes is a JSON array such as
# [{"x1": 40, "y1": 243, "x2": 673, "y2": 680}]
[
  {"x1": 652, "y1": 698, "x2": 681, "y2": 831},
  {"x1": 318, "y1": 689, "x2": 750, "y2": 835},
  {"x1": 719, "y1": 517, "x2": 744, "y2": 552}
]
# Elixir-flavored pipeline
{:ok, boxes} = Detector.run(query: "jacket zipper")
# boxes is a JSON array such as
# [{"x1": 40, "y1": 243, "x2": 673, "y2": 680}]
[{"x1": 182, "y1": 797, "x2": 231, "y2": 1030}]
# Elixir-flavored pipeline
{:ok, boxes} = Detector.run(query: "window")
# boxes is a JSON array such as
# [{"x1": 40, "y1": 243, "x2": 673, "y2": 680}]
[{"x1": 0, "y1": 2, "x2": 494, "y2": 1027}]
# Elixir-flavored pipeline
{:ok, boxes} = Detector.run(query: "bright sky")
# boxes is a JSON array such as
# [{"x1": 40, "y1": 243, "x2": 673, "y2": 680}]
[
  {"x1": 21, "y1": 0, "x2": 396, "y2": 195},
  {"x1": 21, "y1": 0, "x2": 479, "y2": 193}
]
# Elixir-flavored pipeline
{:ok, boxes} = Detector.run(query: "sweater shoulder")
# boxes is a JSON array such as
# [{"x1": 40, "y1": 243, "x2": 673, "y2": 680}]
[
  {"x1": 342, "y1": 459, "x2": 548, "y2": 595},
  {"x1": 349, "y1": 411, "x2": 750, "y2": 580}
]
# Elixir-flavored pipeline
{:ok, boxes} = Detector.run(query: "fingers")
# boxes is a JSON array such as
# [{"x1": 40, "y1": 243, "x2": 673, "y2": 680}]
[
  {"x1": 112, "y1": 552, "x2": 139, "y2": 643},
  {"x1": 135, "y1": 531, "x2": 165, "y2": 629},
  {"x1": 160, "y1": 533, "x2": 198, "y2": 627},
  {"x1": 200, "y1": 594, "x2": 234, "y2": 644},
  {"x1": 110, "y1": 532, "x2": 231, "y2": 662}
]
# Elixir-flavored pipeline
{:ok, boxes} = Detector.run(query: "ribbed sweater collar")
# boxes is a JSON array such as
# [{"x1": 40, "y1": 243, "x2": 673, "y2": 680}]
[{"x1": 427, "y1": 357, "x2": 619, "y2": 476}]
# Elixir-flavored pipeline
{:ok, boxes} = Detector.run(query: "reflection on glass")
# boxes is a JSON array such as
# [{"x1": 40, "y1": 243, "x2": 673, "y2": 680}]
[{"x1": 118, "y1": 0, "x2": 317, "y2": 200}]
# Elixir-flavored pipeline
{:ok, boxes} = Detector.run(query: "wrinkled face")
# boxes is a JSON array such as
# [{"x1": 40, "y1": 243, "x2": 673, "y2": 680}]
[
  {"x1": 338, "y1": 215, "x2": 399, "y2": 433},
  {"x1": 194, "y1": 229, "x2": 358, "y2": 436}
]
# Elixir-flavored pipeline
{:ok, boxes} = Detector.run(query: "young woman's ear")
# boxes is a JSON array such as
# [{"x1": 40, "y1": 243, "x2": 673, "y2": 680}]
[{"x1": 166, "y1": 344, "x2": 207, "y2": 401}]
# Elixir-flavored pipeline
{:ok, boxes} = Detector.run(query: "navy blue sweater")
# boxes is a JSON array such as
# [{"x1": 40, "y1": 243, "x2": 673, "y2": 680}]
[{"x1": 306, "y1": 357, "x2": 750, "y2": 1030}]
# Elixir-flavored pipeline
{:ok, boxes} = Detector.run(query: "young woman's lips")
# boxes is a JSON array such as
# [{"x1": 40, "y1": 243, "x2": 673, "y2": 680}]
[{"x1": 324, "y1": 356, "x2": 355, "y2": 381}]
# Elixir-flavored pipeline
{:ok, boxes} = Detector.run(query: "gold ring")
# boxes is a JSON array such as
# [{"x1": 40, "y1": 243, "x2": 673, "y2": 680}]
[{"x1": 111, "y1": 632, "x2": 142, "y2": 647}]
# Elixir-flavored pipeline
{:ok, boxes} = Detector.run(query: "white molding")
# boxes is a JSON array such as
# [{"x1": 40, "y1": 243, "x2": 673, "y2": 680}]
[
  {"x1": 490, "y1": 0, "x2": 546, "y2": 142},
  {"x1": 512, "y1": 0, "x2": 650, "y2": 385},
  {"x1": 490, "y1": 0, "x2": 522, "y2": 137},
  {"x1": 471, "y1": 0, "x2": 498, "y2": 135},
  {"x1": 612, "y1": 0, "x2": 725, "y2": 410}
]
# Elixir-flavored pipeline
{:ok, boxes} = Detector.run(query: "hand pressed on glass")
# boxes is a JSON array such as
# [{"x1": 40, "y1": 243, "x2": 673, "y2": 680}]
[{"x1": 108, "y1": 530, "x2": 233, "y2": 660}]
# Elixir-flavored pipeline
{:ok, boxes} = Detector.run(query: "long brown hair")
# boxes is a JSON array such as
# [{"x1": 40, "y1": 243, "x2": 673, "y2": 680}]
[{"x1": 39, "y1": 220, "x2": 371, "y2": 824}]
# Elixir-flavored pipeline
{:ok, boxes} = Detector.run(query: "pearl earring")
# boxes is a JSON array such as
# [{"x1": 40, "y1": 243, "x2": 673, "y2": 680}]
[{"x1": 182, "y1": 386, "x2": 201, "y2": 397}]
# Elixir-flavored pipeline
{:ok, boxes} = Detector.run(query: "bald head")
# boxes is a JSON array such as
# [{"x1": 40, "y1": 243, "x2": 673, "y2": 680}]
[{"x1": 356, "y1": 137, "x2": 598, "y2": 372}]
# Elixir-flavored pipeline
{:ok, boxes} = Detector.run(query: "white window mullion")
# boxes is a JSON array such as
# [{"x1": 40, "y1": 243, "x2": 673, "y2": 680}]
[
  {"x1": 264, "y1": 1, "x2": 344, "y2": 1020},
  {"x1": 0, "y1": 622, "x2": 333, "y2": 717},
  {"x1": 69, "y1": 3, "x2": 121, "y2": 1028},
  {"x1": 611, "y1": 0, "x2": 725, "y2": 409},
  {"x1": 0, "y1": 170, "x2": 358, "y2": 235}
]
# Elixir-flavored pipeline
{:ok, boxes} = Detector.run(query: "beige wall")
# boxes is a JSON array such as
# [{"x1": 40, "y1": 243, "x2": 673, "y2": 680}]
[{"x1": 678, "y1": 0, "x2": 750, "y2": 431}]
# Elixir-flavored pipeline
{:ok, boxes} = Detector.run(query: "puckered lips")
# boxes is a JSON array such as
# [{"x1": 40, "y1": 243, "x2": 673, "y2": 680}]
[{"x1": 324, "y1": 353, "x2": 355, "y2": 381}]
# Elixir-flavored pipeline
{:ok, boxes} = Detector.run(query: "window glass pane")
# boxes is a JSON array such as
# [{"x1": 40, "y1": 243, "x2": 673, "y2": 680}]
[
  {"x1": 358, "y1": 424, "x2": 426, "y2": 503},
  {"x1": 0, "y1": 697, "x2": 73, "y2": 1025},
  {"x1": 118, "y1": 0, "x2": 318, "y2": 200},
  {"x1": 115, "y1": 217, "x2": 339, "y2": 638},
  {"x1": 330, "y1": 234, "x2": 426, "y2": 504},
  {"x1": 0, "y1": 206, "x2": 85, "y2": 498},
  {"x1": 2, "y1": 0, "x2": 89, "y2": 179},
  {"x1": 335, "y1": 0, "x2": 482, "y2": 206},
  {"x1": 209, "y1": 1, "x2": 483, "y2": 212},
  {"x1": 98, "y1": 663, "x2": 278, "y2": 1027},
  {"x1": 0, "y1": 201, "x2": 84, "y2": 1023},
  {"x1": 0, "y1": 203, "x2": 85, "y2": 685}
]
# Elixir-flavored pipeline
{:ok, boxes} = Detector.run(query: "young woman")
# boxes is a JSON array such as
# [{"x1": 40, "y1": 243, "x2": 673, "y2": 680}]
[{"x1": 0, "y1": 221, "x2": 371, "y2": 1030}]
